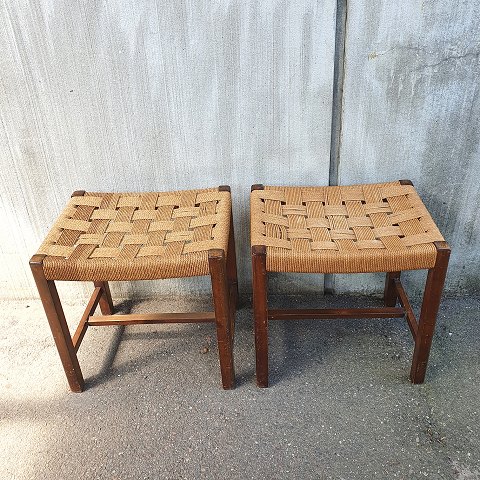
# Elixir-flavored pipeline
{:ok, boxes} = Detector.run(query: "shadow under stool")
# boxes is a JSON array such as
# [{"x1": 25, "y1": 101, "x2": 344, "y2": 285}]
[
  {"x1": 250, "y1": 180, "x2": 450, "y2": 387},
  {"x1": 30, "y1": 186, "x2": 237, "y2": 392}
]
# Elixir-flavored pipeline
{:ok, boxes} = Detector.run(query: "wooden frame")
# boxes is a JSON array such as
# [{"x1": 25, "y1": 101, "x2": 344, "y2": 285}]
[
  {"x1": 30, "y1": 187, "x2": 237, "y2": 393},
  {"x1": 251, "y1": 184, "x2": 450, "y2": 388}
]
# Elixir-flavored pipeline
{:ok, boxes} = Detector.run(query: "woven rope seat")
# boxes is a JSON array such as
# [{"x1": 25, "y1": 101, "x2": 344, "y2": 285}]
[
  {"x1": 36, "y1": 188, "x2": 231, "y2": 281},
  {"x1": 251, "y1": 181, "x2": 444, "y2": 274}
]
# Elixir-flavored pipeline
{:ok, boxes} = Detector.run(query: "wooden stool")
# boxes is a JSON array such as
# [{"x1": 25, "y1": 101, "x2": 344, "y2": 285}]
[
  {"x1": 30, "y1": 186, "x2": 237, "y2": 392},
  {"x1": 251, "y1": 180, "x2": 450, "y2": 387}
]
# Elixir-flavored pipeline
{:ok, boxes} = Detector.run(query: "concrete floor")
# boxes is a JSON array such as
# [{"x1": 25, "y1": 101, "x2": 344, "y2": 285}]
[{"x1": 1, "y1": 293, "x2": 479, "y2": 479}]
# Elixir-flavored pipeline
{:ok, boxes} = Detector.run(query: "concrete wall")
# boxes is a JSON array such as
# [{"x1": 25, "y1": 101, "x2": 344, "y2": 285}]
[
  {"x1": 336, "y1": 0, "x2": 480, "y2": 295},
  {"x1": 1, "y1": 0, "x2": 479, "y2": 301},
  {"x1": 0, "y1": 0, "x2": 335, "y2": 300}
]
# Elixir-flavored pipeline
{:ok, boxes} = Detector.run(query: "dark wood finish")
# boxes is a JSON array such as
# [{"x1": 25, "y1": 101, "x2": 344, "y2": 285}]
[
  {"x1": 218, "y1": 185, "x2": 231, "y2": 192},
  {"x1": 71, "y1": 190, "x2": 86, "y2": 197},
  {"x1": 89, "y1": 311, "x2": 216, "y2": 326},
  {"x1": 226, "y1": 209, "x2": 238, "y2": 342},
  {"x1": 410, "y1": 241, "x2": 450, "y2": 384},
  {"x1": 384, "y1": 272, "x2": 400, "y2": 307},
  {"x1": 252, "y1": 245, "x2": 268, "y2": 387},
  {"x1": 94, "y1": 281, "x2": 114, "y2": 315},
  {"x1": 226, "y1": 205, "x2": 238, "y2": 305},
  {"x1": 72, "y1": 287, "x2": 103, "y2": 351},
  {"x1": 29, "y1": 254, "x2": 84, "y2": 392},
  {"x1": 268, "y1": 307, "x2": 405, "y2": 320},
  {"x1": 399, "y1": 179, "x2": 414, "y2": 186},
  {"x1": 208, "y1": 249, "x2": 235, "y2": 389},
  {"x1": 393, "y1": 278, "x2": 418, "y2": 339},
  {"x1": 228, "y1": 282, "x2": 237, "y2": 343},
  {"x1": 251, "y1": 184, "x2": 265, "y2": 191}
]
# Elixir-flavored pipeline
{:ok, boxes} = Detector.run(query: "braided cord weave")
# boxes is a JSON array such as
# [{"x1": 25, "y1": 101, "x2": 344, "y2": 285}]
[
  {"x1": 251, "y1": 181, "x2": 445, "y2": 273},
  {"x1": 37, "y1": 188, "x2": 231, "y2": 280}
]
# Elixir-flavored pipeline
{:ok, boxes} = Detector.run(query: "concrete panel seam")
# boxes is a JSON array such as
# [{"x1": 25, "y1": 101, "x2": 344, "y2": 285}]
[{"x1": 325, "y1": 0, "x2": 348, "y2": 294}]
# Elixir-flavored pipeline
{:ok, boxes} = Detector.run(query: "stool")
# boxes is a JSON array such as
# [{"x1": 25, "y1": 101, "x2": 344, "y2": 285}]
[
  {"x1": 30, "y1": 186, "x2": 237, "y2": 392},
  {"x1": 251, "y1": 180, "x2": 450, "y2": 387}
]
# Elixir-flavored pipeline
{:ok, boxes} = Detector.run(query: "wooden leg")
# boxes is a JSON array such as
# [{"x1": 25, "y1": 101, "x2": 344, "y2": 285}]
[
  {"x1": 226, "y1": 211, "x2": 238, "y2": 341},
  {"x1": 252, "y1": 245, "x2": 268, "y2": 387},
  {"x1": 30, "y1": 255, "x2": 85, "y2": 392},
  {"x1": 410, "y1": 242, "x2": 450, "y2": 384},
  {"x1": 94, "y1": 281, "x2": 114, "y2": 315},
  {"x1": 209, "y1": 249, "x2": 235, "y2": 389},
  {"x1": 226, "y1": 210, "x2": 239, "y2": 305},
  {"x1": 384, "y1": 272, "x2": 400, "y2": 307}
]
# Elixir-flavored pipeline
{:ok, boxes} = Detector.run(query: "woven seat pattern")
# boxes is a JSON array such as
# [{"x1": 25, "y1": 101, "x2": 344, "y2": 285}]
[
  {"x1": 251, "y1": 181, "x2": 444, "y2": 273},
  {"x1": 37, "y1": 188, "x2": 231, "y2": 280}
]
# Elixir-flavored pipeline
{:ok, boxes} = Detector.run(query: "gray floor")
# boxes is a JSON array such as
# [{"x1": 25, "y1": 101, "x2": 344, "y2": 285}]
[{"x1": 1, "y1": 293, "x2": 479, "y2": 480}]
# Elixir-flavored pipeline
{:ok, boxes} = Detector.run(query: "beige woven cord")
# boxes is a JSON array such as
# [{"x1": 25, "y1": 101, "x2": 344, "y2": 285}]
[
  {"x1": 251, "y1": 181, "x2": 444, "y2": 273},
  {"x1": 37, "y1": 188, "x2": 231, "y2": 281}
]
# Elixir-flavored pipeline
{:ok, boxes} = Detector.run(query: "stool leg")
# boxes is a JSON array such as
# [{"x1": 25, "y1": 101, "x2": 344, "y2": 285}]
[
  {"x1": 226, "y1": 211, "x2": 239, "y2": 308},
  {"x1": 226, "y1": 214, "x2": 238, "y2": 343},
  {"x1": 209, "y1": 249, "x2": 235, "y2": 389},
  {"x1": 384, "y1": 272, "x2": 400, "y2": 307},
  {"x1": 30, "y1": 255, "x2": 84, "y2": 392},
  {"x1": 94, "y1": 281, "x2": 114, "y2": 315},
  {"x1": 410, "y1": 242, "x2": 450, "y2": 384},
  {"x1": 252, "y1": 245, "x2": 268, "y2": 387}
]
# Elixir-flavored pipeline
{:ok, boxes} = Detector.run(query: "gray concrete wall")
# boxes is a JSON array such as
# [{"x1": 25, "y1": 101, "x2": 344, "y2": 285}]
[
  {"x1": 0, "y1": 0, "x2": 335, "y2": 300},
  {"x1": 336, "y1": 0, "x2": 480, "y2": 295},
  {"x1": 1, "y1": 0, "x2": 479, "y2": 301}
]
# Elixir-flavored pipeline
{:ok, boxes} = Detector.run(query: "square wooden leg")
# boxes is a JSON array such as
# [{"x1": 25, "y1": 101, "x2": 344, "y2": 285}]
[
  {"x1": 384, "y1": 272, "x2": 400, "y2": 307},
  {"x1": 252, "y1": 245, "x2": 268, "y2": 387},
  {"x1": 226, "y1": 211, "x2": 239, "y2": 305},
  {"x1": 226, "y1": 210, "x2": 238, "y2": 343},
  {"x1": 30, "y1": 255, "x2": 85, "y2": 392},
  {"x1": 209, "y1": 249, "x2": 235, "y2": 389},
  {"x1": 94, "y1": 281, "x2": 114, "y2": 315},
  {"x1": 410, "y1": 242, "x2": 450, "y2": 384}
]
